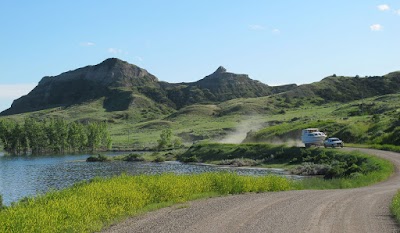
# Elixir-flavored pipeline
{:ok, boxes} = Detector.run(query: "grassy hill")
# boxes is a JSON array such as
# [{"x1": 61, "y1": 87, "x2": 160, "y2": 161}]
[
  {"x1": 1, "y1": 58, "x2": 400, "y2": 150},
  {"x1": 1, "y1": 92, "x2": 399, "y2": 150}
]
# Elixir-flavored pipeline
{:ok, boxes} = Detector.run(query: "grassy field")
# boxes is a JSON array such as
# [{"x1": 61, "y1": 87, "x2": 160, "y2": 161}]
[{"x1": 0, "y1": 173, "x2": 292, "y2": 233}]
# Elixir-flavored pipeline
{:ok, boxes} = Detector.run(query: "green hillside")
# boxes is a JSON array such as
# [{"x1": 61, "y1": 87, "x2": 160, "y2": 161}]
[{"x1": 1, "y1": 58, "x2": 400, "y2": 150}]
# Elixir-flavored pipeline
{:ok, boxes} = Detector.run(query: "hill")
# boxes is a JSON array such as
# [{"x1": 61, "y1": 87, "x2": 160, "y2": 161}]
[
  {"x1": 1, "y1": 58, "x2": 400, "y2": 149},
  {"x1": 1, "y1": 58, "x2": 160, "y2": 115},
  {"x1": 0, "y1": 59, "x2": 296, "y2": 115},
  {"x1": 281, "y1": 72, "x2": 400, "y2": 102}
]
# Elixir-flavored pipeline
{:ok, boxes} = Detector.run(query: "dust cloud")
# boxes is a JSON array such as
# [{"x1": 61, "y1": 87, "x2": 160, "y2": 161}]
[
  {"x1": 218, "y1": 117, "x2": 265, "y2": 144},
  {"x1": 217, "y1": 116, "x2": 304, "y2": 146}
]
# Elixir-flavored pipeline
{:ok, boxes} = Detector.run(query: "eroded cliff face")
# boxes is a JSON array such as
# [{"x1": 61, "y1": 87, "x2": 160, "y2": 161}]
[
  {"x1": 1, "y1": 58, "x2": 297, "y2": 115},
  {"x1": 1, "y1": 58, "x2": 160, "y2": 115}
]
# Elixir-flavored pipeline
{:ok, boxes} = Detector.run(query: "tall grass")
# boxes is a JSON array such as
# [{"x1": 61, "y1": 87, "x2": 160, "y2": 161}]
[
  {"x1": 299, "y1": 155, "x2": 394, "y2": 189},
  {"x1": 391, "y1": 191, "x2": 400, "y2": 223},
  {"x1": 0, "y1": 173, "x2": 292, "y2": 233}
]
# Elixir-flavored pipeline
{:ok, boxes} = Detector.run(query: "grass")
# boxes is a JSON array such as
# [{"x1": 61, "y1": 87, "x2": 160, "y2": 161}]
[
  {"x1": 0, "y1": 143, "x2": 395, "y2": 232},
  {"x1": 180, "y1": 143, "x2": 395, "y2": 184},
  {"x1": 2, "y1": 92, "x2": 400, "y2": 150},
  {"x1": 347, "y1": 143, "x2": 400, "y2": 153},
  {"x1": 391, "y1": 191, "x2": 400, "y2": 223},
  {"x1": 0, "y1": 173, "x2": 292, "y2": 233},
  {"x1": 298, "y1": 154, "x2": 393, "y2": 189}
]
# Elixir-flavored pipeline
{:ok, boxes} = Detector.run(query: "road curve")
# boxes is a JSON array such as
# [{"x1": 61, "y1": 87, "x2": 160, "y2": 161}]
[{"x1": 103, "y1": 148, "x2": 400, "y2": 233}]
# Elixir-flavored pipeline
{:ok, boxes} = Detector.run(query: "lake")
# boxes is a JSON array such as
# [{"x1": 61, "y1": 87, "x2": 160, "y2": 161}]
[{"x1": 0, "y1": 152, "x2": 297, "y2": 206}]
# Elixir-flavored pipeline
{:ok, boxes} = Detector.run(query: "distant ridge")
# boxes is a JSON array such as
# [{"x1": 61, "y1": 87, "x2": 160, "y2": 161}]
[
  {"x1": 4, "y1": 58, "x2": 399, "y2": 116},
  {"x1": 0, "y1": 59, "x2": 296, "y2": 115},
  {"x1": 282, "y1": 72, "x2": 400, "y2": 102}
]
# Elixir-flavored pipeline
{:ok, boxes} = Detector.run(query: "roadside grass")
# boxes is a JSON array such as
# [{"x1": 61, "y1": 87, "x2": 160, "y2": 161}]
[
  {"x1": 180, "y1": 143, "x2": 394, "y2": 186},
  {"x1": 0, "y1": 173, "x2": 292, "y2": 233},
  {"x1": 0, "y1": 143, "x2": 395, "y2": 232},
  {"x1": 391, "y1": 191, "x2": 400, "y2": 223},
  {"x1": 299, "y1": 155, "x2": 394, "y2": 189},
  {"x1": 347, "y1": 143, "x2": 400, "y2": 153}
]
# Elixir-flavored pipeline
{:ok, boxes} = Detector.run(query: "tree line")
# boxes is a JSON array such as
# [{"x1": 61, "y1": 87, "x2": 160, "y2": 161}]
[{"x1": 0, "y1": 118, "x2": 112, "y2": 155}]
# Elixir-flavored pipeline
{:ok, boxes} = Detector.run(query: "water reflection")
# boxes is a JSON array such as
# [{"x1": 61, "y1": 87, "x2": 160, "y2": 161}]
[{"x1": 0, "y1": 154, "x2": 297, "y2": 206}]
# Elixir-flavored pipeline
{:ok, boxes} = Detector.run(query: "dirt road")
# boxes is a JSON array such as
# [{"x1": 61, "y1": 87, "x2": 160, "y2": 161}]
[{"x1": 103, "y1": 148, "x2": 400, "y2": 233}]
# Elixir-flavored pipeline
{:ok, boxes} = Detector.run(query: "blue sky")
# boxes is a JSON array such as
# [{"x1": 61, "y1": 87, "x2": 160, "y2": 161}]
[{"x1": 1, "y1": 1, "x2": 400, "y2": 112}]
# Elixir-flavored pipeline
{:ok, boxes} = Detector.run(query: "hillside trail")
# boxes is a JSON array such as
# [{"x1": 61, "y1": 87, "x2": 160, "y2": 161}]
[{"x1": 102, "y1": 148, "x2": 400, "y2": 233}]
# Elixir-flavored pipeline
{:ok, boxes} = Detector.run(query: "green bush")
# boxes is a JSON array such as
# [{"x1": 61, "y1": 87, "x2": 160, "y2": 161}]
[
  {"x1": 382, "y1": 127, "x2": 400, "y2": 145},
  {"x1": 123, "y1": 153, "x2": 145, "y2": 162},
  {"x1": 86, "y1": 154, "x2": 110, "y2": 162},
  {"x1": 218, "y1": 158, "x2": 260, "y2": 167},
  {"x1": 291, "y1": 162, "x2": 331, "y2": 176},
  {"x1": 179, "y1": 143, "x2": 385, "y2": 179},
  {"x1": 153, "y1": 155, "x2": 166, "y2": 162},
  {"x1": 0, "y1": 194, "x2": 3, "y2": 210}
]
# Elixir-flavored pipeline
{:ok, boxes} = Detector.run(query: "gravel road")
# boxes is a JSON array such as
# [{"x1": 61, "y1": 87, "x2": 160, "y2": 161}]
[{"x1": 103, "y1": 148, "x2": 400, "y2": 233}]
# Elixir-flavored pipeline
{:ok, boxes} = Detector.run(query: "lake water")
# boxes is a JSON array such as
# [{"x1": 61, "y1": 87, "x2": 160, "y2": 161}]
[{"x1": 0, "y1": 152, "x2": 296, "y2": 206}]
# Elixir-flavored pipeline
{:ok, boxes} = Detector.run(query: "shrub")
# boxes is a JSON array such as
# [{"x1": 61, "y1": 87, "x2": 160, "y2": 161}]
[
  {"x1": 180, "y1": 143, "x2": 384, "y2": 179},
  {"x1": 86, "y1": 154, "x2": 110, "y2": 162},
  {"x1": 153, "y1": 155, "x2": 166, "y2": 163},
  {"x1": 218, "y1": 158, "x2": 260, "y2": 167},
  {"x1": 291, "y1": 162, "x2": 331, "y2": 176},
  {"x1": 123, "y1": 153, "x2": 145, "y2": 162},
  {"x1": 0, "y1": 194, "x2": 3, "y2": 210}
]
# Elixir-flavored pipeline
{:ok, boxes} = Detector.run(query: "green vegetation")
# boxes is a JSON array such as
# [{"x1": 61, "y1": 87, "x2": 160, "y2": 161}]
[
  {"x1": 85, "y1": 150, "x2": 183, "y2": 163},
  {"x1": 2, "y1": 92, "x2": 400, "y2": 151},
  {"x1": 179, "y1": 143, "x2": 393, "y2": 180},
  {"x1": 0, "y1": 173, "x2": 292, "y2": 233},
  {"x1": 0, "y1": 142, "x2": 394, "y2": 232},
  {"x1": 86, "y1": 154, "x2": 110, "y2": 162},
  {"x1": 299, "y1": 155, "x2": 393, "y2": 189},
  {"x1": 391, "y1": 191, "x2": 400, "y2": 223},
  {"x1": 156, "y1": 128, "x2": 182, "y2": 150},
  {"x1": 122, "y1": 153, "x2": 146, "y2": 162},
  {"x1": 0, "y1": 194, "x2": 3, "y2": 210},
  {"x1": 0, "y1": 118, "x2": 111, "y2": 155}
]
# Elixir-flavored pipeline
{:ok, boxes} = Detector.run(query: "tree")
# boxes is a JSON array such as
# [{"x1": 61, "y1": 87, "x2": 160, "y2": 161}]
[
  {"x1": 24, "y1": 118, "x2": 48, "y2": 154},
  {"x1": 0, "y1": 120, "x2": 13, "y2": 152},
  {"x1": 54, "y1": 118, "x2": 68, "y2": 153},
  {"x1": 157, "y1": 129, "x2": 172, "y2": 150},
  {"x1": 68, "y1": 122, "x2": 86, "y2": 152},
  {"x1": 0, "y1": 118, "x2": 112, "y2": 154},
  {"x1": 86, "y1": 122, "x2": 102, "y2": 152}
]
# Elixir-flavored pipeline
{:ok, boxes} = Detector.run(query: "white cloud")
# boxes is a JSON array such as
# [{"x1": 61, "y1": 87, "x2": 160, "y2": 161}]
[
  {"x1": 377, "y1": 4, "x2": 390, "y2": 11},
  {"x1": 134, "y1": 56, "x2": 143, "y2": 62},
  {"x1": 0, "y1": 84, "x2": 36, "y2": 112},
  {"x1": 249, "y1": 24, "x2": 265, "y2": 30},
  {"x1": 108, "y1": 48, "x2": 123, "y2": 54},
  {"x1": 80, "y1": 42, "x2": 95, "y2": 46},
  {"x1": 0, "y1": 84, "x2": 36, "y2": 98},
  {"x1": 395, "y1": 9, "x2": 400, "y2": 15},
  {"x1": 370, "y1": 24, "x2": 383, "y2": 31},
  {"x1": 272, "y1": 29, "x2": 281, "y2": 34}
]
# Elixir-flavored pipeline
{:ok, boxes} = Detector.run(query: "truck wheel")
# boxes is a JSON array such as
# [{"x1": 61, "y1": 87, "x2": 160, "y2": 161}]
[{"x1": 305, "y1": 143, "x2": 310, "y2": 148}]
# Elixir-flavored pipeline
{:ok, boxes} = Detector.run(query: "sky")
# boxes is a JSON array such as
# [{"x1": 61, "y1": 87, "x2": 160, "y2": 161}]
[{"x1": 1, "y1": 0, "x2": 400, "y2": 112}]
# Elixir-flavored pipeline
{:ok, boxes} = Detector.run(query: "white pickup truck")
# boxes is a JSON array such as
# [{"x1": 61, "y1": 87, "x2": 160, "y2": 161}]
[{"x1": 324, "y1": 138, "x2": 344, "y2": 148}]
